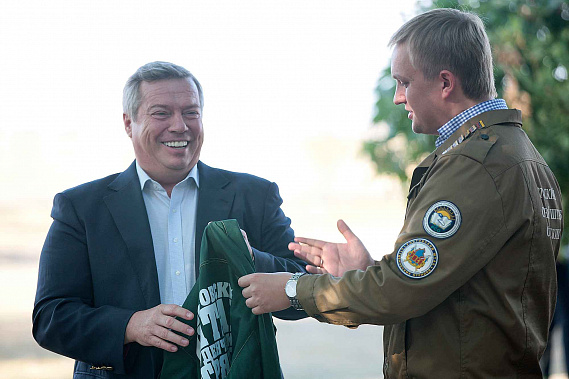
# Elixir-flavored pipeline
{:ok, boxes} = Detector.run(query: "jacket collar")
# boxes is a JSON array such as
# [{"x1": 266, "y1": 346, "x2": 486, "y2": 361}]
[
  {"x1": 103, "y1": 160, "x2": 236, "y2": 302},
  {"x1": 436, "y1": 109, "x2": 522, "y2": 157},
  {"x1": 104, "y1": 161, "x2": 161, "y2": 308},
  {"x1": 409, "y1": 109, "x2": 522, "y2": 199},
  {"x1": 195, "y1": 161, "x2": 235, "y2": 270}
]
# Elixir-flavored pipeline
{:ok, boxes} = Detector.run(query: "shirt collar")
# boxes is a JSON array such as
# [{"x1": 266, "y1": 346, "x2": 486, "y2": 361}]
[
  {"x1": 435, "y1": 99, "x2": 508, "y2": 147},
  {"x1": 135, "y1": 161, "x2": 199, "y2": 191}
]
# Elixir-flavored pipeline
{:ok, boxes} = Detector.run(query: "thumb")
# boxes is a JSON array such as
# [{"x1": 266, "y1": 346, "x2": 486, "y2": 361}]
[{"x1": 337, "y1": 219, "x2": 357, "y2": 242}]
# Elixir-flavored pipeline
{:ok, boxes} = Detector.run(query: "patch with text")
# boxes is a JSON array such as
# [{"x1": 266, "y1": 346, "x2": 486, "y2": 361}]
[
  {"x1": 423, "y1": 201, "x2": 461, "y2": 239},
  {"x1": 396, "y1": 238, "x2": 438, "y2": 279}
]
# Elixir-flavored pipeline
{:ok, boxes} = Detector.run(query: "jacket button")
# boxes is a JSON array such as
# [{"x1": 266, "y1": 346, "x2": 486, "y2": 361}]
[{"x1": 481, "y1": 134, "x2": 489, "y2": 140}]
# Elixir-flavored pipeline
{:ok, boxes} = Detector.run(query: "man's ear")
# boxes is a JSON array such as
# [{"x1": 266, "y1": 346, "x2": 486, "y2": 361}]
[
  {"x1": 439, "y1": 70, "x2": 457, "y2": 99},
  {"x1": 123, "y1": 113, "x2": 133, "y2": 138}
]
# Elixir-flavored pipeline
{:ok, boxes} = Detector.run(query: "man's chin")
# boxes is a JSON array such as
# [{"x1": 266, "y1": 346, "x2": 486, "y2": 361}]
[
  {"x1": 411, "y1": 123, "x2": 423, "y2": 134},
  {"x1": 164, "y1": 157, "x2": 199, "y2": 172}
]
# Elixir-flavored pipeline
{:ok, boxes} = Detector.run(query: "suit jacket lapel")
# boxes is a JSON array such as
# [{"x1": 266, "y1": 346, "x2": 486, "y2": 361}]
[
  {"x1": 104, "y1": 161, "x2": 161, "y2": 309},
  {"x1": 195, "y1": 161, "x2": 235, "y2": 272}
]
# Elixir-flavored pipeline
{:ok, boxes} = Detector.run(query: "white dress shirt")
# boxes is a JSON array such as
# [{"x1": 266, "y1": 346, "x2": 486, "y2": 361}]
[{"x1": 136, "y1": 162, "x2": 199, "y2": 306}]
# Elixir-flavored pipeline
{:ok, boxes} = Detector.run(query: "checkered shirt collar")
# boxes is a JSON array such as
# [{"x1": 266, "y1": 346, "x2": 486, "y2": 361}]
[{"x1": 435, "y1": 99, "x2": 508, "y2": 147}]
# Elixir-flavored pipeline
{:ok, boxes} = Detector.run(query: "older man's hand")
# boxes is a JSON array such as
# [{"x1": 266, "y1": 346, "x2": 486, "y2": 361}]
[{"x1": 124, "y1": 304, "x2": 194, "y2": 352}]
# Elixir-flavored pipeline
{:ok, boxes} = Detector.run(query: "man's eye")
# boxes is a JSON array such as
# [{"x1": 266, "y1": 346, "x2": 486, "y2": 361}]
[
  {"x1": 397, "y1": 80, "x2": 409, "y2": 88},
  {"x1": 152, "y1": 111, "x2": 169, "y2": 118},
  {"x1": 184, "y1": 111, "x2": 200, "y2": 118}
]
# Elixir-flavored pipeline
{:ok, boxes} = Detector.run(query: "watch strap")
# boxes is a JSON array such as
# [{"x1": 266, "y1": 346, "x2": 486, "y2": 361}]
[{"x1": 287, "y1": 272, "x2": 306, "y2": 311}]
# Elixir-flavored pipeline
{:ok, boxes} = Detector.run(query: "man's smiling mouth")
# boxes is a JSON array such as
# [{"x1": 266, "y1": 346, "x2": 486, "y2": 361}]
[{"x1": 162, "y1": 141, "x2": 188, "y2": 148}]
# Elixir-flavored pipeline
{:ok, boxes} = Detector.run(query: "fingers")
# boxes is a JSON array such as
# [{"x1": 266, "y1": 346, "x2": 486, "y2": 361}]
[
  {"x1": 290, "y1": 241, "x2": 325, "y2": 268},
  {"x1": 244, "y1": 295, "x2": 257, "y2": 309},
  {"x1": 125, "y1": 305, "x2": 195, "y2": 353},
  {"x1": 337, "y1": 219, "x2": 357, "y2": 242},
  {"x1": 239, "y1": 274, "x2": 265, "y2": 312},
  {"x1": 288, "y1": 241, "x2": 300, "y2": 252},
  {"x1": 161, "y1": 303, "x2": 194, "y2": 321},
  {"x1": 293, "y1": 236, "x2": 327, "y2": 248},
  {"x1": 240, "y1": 229, "x2": 254, "y2": 259},
  {"x1": 238, "y1": 273, "x2": 291, "y2": 314},
  {"x1": 292, "y1": 249, "x2": 323, "y2": 268},
  {"x1": 305, "y1": 264, "x2": 328, "y2": 275},
  {"x1": 251, "y1": 306, "x2": 266, "y2": 316},
  {"x1": 160, "y1": 305, "x2": 194, "y2": 335},
  {"x1": 238, "y1": 273, "x2": 252, "y2": 288},
  {"x1": 148, "y1": 326, "x2": 190, "y2": 353}
]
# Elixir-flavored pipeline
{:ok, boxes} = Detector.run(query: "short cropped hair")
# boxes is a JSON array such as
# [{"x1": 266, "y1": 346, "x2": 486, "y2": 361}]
[
  {"x1": 123, "y1": 61, "x2": 204, "y2": 121},
  {"x1": 389, "y1": 8, "x2": 497, "y2": 100}
]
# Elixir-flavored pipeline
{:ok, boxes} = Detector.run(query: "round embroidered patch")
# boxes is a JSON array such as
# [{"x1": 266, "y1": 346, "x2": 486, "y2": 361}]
[
  {"x1": 423, "y1": 201, "x2": 461, "y2": 239},
  {"x1": 396, "y1": 238, "x2": 438, "y2": 279}
]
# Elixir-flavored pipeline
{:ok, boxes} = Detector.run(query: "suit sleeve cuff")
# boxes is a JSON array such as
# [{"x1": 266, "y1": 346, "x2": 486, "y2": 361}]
[{"x1": 251, "y1": 247, "x2": 270, "y2": 272}]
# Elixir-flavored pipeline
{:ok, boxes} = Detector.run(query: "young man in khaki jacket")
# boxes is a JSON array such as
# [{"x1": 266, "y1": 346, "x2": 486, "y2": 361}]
[{"x1": 239, "y1": 8, "x2": 563, "y2": 378}]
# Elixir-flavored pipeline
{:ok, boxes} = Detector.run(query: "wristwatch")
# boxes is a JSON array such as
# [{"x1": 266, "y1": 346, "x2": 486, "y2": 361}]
[{"x1": 285, "y1": 272, "x2": 306, "y2": 310}]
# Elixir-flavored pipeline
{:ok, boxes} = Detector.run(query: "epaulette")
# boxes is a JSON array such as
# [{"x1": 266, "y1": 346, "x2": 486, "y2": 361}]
[{"x1": 441, "y1": 120, "x2": 486, "y2": 155}]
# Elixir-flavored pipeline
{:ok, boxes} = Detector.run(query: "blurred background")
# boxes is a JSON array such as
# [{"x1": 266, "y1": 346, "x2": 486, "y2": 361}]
[{"x1": 0, "y1": 0, "x2": 567, "y2": 378}]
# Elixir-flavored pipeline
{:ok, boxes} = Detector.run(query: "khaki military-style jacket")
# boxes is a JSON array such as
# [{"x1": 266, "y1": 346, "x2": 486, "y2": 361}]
[{"x1": 297, "y1": 110, "x2": 563, "y2": 378}]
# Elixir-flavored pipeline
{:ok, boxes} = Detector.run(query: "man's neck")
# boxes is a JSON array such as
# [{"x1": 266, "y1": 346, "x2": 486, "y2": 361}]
[
  {"x1": 446, "y1": 98, "x2": 488, "y2": 123},
  {"x1": 137, "y1": 163, "x2": 194, "y2": 197}
]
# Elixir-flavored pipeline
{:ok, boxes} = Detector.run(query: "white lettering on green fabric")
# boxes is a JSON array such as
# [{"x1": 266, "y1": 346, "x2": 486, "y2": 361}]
[{"x1": 197, "y1": 281, "x2": 233, "y2": 379}]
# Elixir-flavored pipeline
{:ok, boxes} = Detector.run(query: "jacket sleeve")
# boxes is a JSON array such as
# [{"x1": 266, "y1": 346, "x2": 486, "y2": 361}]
[
  {"x1": 32, "y1": 193, "x2": 135, "y2": 374},
  {"x1": 248, "y1": 181, "x2": 308, "y2": 320},
  {"x1": 251, "y1": 181, "x2": 306, "y2": 274},
  {"x1": 297, "y1": 154, "x2": 513, "y2": 326}
]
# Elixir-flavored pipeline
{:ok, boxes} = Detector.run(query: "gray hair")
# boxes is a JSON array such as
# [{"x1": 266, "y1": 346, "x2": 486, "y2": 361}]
[
  {"x1": 123, "y1": 61, "x2": 204, "y2": 121},
  {"x1": 389, "y1": 8, "x2": 497, "y2": 100}
]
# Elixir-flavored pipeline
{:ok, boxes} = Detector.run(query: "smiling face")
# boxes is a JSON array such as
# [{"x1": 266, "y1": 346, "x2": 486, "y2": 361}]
[
  {"x1": 124, "y1": 78, "x2": 204, "y2": 189},
  {"x1": 391, "y1": 43, "x2": 446, "y2": 135}
]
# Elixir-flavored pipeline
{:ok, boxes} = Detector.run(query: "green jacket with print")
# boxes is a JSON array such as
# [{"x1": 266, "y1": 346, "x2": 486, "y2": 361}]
[{"x1": 161, "y1": 219, "x2": 282, "y2": 379}]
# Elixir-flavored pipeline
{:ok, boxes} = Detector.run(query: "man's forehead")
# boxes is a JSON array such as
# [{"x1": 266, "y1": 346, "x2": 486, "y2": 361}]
[
  {"x1": 139, "y1": 78, "x2": 200, "y2": 105},
  {"x1": 391, "y1": 44, "x2": 413, "y2": 78}
]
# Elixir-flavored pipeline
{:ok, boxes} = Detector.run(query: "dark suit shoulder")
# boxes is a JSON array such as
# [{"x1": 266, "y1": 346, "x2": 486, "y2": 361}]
[
  {"x1": 60, "y1": 161, "x2": 138, "y2": 201},
  {"x1": 199, "y1": 162, "x2": 274, "y2": 190},
  {"x1": 218, "y1": 168, "x2": 271, "y2": 185},
  {"x1": 60, "y1": 172, "x2": 122, "y2": 199}
]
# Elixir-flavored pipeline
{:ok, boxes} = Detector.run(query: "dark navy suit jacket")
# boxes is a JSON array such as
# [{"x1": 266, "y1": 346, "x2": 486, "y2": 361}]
[{"x1": 33, "y1": 161, "x2": 306, "y2": 378}]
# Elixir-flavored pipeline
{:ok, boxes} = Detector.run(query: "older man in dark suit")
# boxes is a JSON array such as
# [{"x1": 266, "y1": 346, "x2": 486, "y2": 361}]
[{"x1": 33, "y1": 61, "x2": 305, "y2": 379}]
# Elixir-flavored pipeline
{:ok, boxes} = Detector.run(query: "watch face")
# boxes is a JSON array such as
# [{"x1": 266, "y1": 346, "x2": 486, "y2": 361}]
[{"x1": 285, "y1": 279, "x2": 297, "y2": 297}]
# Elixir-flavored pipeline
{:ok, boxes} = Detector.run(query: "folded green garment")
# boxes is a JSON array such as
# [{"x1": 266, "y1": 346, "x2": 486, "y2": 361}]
[{"x1": 160, "y1": 219, "x2": 282, "y2": 379}]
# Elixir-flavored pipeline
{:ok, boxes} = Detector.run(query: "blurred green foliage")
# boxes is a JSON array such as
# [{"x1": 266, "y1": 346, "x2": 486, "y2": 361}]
[{"x1": 363, "y1": 0, "x2": 569, "y2": 243}]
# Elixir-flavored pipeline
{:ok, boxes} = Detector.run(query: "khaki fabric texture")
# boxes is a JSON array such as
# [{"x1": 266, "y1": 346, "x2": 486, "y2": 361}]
[{"x1": 297, "y1": 110, "x2": 563, "y2": 378}]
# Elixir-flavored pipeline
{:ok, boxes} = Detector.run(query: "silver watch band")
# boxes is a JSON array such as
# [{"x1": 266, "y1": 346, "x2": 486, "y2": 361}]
[{"x1": 288, "y1": 272, "x2": 305, "y2": 311}]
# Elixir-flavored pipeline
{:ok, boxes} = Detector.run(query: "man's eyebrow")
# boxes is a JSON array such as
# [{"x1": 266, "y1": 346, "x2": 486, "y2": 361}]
[
  {"x1": 147, "y1": 103, "x2": 200, "y2": 110},
  {"x1": 147, "y1": 104, "x2": 169, "y2": 111},
  {"x1": 392, "y1": 74, "x2": 412, "y2": 82}
]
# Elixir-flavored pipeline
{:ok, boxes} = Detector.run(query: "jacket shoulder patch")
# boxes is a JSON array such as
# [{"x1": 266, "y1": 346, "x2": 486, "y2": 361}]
[
  {"x1": 423, "y1": 201, "x2": 461, "y2": 239},
  {"x1": 396, "y1": 238, "x2": 438, "y2": 279}
]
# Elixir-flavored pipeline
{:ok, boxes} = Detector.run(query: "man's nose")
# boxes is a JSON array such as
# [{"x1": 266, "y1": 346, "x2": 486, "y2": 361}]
[
  {"x1": 169, "y1": 113, "x2": 188, "y2": 132},
  {"x1": 393, "y1": 87, "x2": 406, "y2": 105}
]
